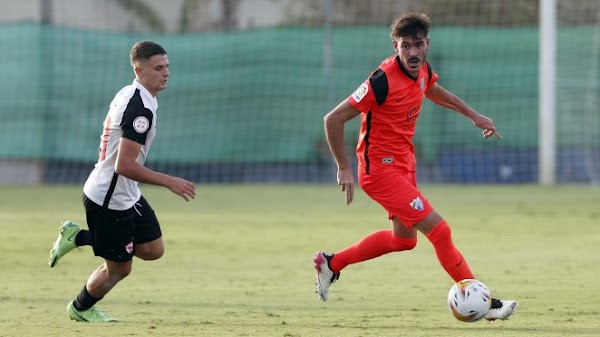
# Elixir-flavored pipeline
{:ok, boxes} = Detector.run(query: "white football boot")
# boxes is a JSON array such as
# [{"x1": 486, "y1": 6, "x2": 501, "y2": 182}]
[
  {"x1": 485, "y1": 299, "x2": 519, "y2": 321},
  {"x1": 314, "y1": 251, "x2": 340, "y2": 301}
]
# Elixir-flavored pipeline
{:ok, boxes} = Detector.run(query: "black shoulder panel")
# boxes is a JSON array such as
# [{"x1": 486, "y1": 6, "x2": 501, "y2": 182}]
[
  {"x1": 121, "y1": 89, "x2": 154, "y2": 145},
  {"x1": 368, "y1": 68, "x2": 389, "y2": 106}
]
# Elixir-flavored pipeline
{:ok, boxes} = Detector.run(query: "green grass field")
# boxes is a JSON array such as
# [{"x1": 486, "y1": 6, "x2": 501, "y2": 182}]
[{"x1": 0, "y1": 184, "x2": 599, "y2": 337}]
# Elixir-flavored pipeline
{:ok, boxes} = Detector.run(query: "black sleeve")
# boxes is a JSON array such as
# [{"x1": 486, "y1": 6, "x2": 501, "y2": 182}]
[
  {"x1": 121, "y1": 89, "x2": 153, "y2": 145},
  {"x1": 368, "y1": 68, "x2": 389, "y2": 106}
]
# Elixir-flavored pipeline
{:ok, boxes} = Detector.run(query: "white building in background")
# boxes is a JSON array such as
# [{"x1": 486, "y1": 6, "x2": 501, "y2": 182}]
[
  {"x1": 0, "y1": 0, "x2": 415, "y2": 32},
  {"x1": 0, "y1": 0, "x2": 287, "y2": 32}
]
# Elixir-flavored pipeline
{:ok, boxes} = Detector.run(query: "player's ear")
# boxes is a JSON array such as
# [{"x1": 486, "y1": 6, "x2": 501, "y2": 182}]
[
  {"x1": 392, "y1": 39, "x2": 399, "y2": 53},
  {"x1": 133, "y1": 63, "x2": 143, "y2": 77}
]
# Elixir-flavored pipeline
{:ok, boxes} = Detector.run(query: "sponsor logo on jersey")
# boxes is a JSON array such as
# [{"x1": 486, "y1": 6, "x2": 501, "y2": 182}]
[
  {"x1": 409, "y1": 196, "x2": 424, "y2": 211},
  {"x1": 382, "y1": 157, "x2": 394, "y2": 164},
  {"x1": 133, "y1": 116, "x2": 150, "y2": 133},
  {"x1": 352, "y1": 83, "x2": 369, "y2": 102}
]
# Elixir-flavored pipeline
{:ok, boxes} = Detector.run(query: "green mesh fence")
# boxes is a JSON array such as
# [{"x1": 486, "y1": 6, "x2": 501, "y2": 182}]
[{"x1": 1, "y1": 23, "x2": 599, "y2": 182}]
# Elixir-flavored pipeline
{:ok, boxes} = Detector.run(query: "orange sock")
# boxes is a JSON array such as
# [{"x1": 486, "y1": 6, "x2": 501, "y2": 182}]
[
  {"x1": 425, "y1": 220, "x2": 474, "y2": 282},
  {"x1": 330, "y1": 230, "x2": 417, "y2": 273}
]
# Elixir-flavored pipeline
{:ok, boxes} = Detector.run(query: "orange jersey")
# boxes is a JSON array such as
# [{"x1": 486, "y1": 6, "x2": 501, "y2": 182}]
[{"x1": 348, "y1": 55, "x2": 438, "y2": 175}]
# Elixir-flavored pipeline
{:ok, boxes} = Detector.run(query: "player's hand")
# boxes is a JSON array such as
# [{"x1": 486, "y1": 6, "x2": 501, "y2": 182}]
[
  {"x1": 337, "y1": 168, "x2": 355, "y2": 205},
  {"x1": 471, "y1": 114, "x2": 503, "y2": 140},
  {"x1": 168, "y1": 177, "x2": 196, "y2": 201}
]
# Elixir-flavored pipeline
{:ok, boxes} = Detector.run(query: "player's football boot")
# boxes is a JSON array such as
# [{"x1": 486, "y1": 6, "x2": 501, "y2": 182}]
[
  {"x1": 48, "y1": 221, "x2": 82, "y2": 267},
  {"x1": 485, "y1": 298, "x2": 519, "y2": 321},
  {"x1": 67, "y1": 301, "x2": 118, "y2": 322},
  {"x1": 314, "y1": 251, "x2": 340, "y2": 301}
]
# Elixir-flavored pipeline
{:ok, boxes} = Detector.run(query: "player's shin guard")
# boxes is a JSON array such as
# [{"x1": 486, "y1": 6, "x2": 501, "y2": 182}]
[
  {"x1": 426, "y1": 220, "x2": 474, "y2": 282},
  {"x1": 330, "y1": 230, "x2": 417, "y2": 273}
]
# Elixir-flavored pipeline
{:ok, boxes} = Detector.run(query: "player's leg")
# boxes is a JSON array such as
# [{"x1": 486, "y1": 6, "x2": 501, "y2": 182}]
[
  {"x1": 67, "y1": 260, "x2": 130, "y2": 322},
  {"x1": 327, "y1": 171, "x2": 419, "y2": 273},
  {"x1": 85, "y1": 260, "x2": 132, "y2": 298},
  {"x1": 413, "y1": 211, "x2": 475, "y2": 282},
  {"x1": 414, "y1": 210, "x2": 518, "y2": 320},
  {"x1": 391, "y1": 215, "x2": 417, "y2": 239},
  {"x1": 132, "y1": 196, "x2": 164, "y2": 261},
  {"x1": 315, "y1": 231, "x2": 417, "y2": 302},
  {"x1": 66, "y1": 200, "x2": 136, "y2": 322},
  {"x1": 327, "y1": 221, "x2": 418, "y2": 274},
  {"x1": 314, "y1": 171, "x2": 419, "y2": 301},
  {"x1": 135, "y1": 238, "x2": 164, "y2": 260}
]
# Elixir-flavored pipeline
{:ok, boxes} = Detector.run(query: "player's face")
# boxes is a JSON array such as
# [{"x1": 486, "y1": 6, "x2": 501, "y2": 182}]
[
  {"x1": 393, "y1": 34, "x2": 430, "y2": 77},
  {"x1": 134, "y1": 54, "x2": 170, "y2": 96}
]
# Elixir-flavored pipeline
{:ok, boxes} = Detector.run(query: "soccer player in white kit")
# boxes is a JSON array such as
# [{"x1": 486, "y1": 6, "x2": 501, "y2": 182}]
[{"x1": 48, "y1": 41, "x2": 196, "y2": 322}]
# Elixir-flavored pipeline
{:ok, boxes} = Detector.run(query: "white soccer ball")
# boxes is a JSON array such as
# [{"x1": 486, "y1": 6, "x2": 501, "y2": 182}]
[{"x1": 447, "y1": 279, "x2": 492, "y2": 322}]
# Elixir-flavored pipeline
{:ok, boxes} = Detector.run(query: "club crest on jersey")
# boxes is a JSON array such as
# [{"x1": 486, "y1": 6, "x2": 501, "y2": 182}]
[
  {"x1": 133, "y1": 116, "x2": 150, "y2": 133},
  {"x1": 352, "y1": 83, "x2": 369, "y2": 102},
  {"x1": 420, "y1": 77, "x2": 425, "y2": 92},
  {"x1": 410, "y1": 196, "x2": 424, "y2": 211}
]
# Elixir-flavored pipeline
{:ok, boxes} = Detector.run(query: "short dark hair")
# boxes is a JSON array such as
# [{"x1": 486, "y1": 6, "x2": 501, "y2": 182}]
[
  {"x1": 130, "y1": 41, "x2": 167, "y2": 65},
  {"x1": 390, "y1": 13, "x2": 431, "y2": 40}
]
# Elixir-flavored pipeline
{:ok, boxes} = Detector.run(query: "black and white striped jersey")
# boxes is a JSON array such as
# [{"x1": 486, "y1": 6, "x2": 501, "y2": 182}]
[{"x1": 84, "y1": 79, "x2": 158, "y2": 210}]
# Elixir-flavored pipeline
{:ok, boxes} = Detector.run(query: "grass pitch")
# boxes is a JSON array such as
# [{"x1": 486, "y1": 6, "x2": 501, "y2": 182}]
[{"x1": 0, "y1": 184, "x2": 599, "y2": 337}]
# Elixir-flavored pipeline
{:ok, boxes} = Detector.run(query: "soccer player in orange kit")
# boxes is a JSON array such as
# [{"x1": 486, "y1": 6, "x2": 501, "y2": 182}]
[{"x1": 314, "y1": 12, "x2": 518, "y2": 321}]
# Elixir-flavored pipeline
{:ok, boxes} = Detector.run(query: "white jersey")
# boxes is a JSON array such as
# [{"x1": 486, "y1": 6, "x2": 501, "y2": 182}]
[{"x1": 84, "y1": 79, "x2": 158, "y2": 210}]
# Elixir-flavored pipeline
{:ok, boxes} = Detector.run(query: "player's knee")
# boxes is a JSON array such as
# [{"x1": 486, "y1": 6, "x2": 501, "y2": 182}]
[
  {"x1": 136, "y1": 247, "x2": 164, "y2": 261},
  {"x1": 145, "y1": 249, "x2": 164, "y2": 261},
  {"x1": 119, "y1": 266, "x2": 132, "y2": 279},
  {"x1": 106, "y1": 263, "x2": 132, "y2": 281},
  {"x1": 390, "y1": 234, "x2": 418, "y2": 251},
  {"x1": 135, "y1": 240, "x2": 165, "y2": 260},
  {"x1": 425, "y1": 220, "x2": 452, "y2": 244}
]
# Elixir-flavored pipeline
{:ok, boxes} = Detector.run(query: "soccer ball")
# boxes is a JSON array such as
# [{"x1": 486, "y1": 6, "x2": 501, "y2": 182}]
[{"x1": 447, "y1": 279, "x2": 492, "y2": 322}]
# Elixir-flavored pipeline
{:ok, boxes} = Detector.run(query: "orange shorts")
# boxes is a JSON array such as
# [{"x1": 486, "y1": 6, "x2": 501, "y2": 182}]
[{"x1": 359, "y1": 169, "x2": 434, "y2": 228}]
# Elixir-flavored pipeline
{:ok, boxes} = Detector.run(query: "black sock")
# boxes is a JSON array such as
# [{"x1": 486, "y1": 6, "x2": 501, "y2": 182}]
[
  {"x1": 75, "y1": 230, "x2": 91, "y2": 246},
  {"x1": 490, "y1": 298, "x2": 502, "y2": 309},
  {"x1": 73, "y1": 285, "x2": 101, "y2": 311}
]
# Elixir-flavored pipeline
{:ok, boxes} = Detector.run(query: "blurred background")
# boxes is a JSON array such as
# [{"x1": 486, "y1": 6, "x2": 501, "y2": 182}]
[{"x1": 1, "y1": 0, "x2": 598, "y2": 185}]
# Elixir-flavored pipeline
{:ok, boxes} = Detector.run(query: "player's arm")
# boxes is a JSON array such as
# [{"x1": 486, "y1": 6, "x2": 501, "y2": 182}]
[
  {"x1": 425, "y1": 82, "x2": 502, "y2": 139},
  {"x1": 115, "y1": 138, "x2": 196, "y2": 201},
  {"x1": 324, "y1": 99, "x2": 360, "y2": 205}
]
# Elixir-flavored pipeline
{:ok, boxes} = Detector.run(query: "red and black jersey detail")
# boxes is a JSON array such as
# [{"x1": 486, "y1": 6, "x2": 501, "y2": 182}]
[
  {"x1": 348, "y1": 55, "x2": 439, "y2": 175},
  {"x1": 363, "y1": 111, "x2": 373, "y2": 174},
  {"x1": 368, "y1": 68, "x2": 389, "y2": 106},
  {"x1": 396, "y1": 55, "x2": 418, "y2": 81},
  {"x1": 426, "y1": 62, "x2": 433, "y2": 86}
]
